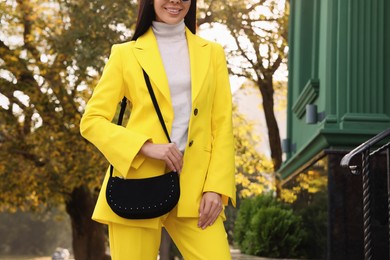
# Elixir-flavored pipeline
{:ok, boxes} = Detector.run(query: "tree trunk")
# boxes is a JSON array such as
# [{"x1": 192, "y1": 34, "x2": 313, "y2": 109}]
[
  {"x1": 257, "y1": 75, "x2": 283, "y2": 171},
  {"x1": 65, "y1": 185, "x2": 109, "y2": 260}
]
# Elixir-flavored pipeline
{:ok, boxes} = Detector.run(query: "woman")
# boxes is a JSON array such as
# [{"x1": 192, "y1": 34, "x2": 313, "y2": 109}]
[{"x1": 80, "y1": 0, "x2": 236, "y2": 259}]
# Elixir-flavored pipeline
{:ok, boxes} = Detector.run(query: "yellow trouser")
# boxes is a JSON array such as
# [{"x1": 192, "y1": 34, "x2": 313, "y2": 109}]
[{"x1": 108, "y1": 207, "x2": 231, "y2": 260}]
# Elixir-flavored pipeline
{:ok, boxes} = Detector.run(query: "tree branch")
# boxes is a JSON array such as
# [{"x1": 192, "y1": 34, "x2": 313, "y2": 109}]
[
  {"x1": 10, "y1": 148, "x2": 46, "y2": 167},
  {"x1": 247, "y1": 0, "x2": 268, "y2": 13},
  {"x1": 15, "y1": 0, "x2": 77, "y2": 127},
  {"x1": 271, "y1": 54, "x2": 283, "y2": 74},
  {"x1": 16, "y1": 0, "x2": 41, "y2": 62}
]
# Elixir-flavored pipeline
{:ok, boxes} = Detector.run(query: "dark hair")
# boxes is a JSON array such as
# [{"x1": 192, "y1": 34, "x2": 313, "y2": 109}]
[{"x1": 131, "y1": 0, "x2": 197, "y2": 41}]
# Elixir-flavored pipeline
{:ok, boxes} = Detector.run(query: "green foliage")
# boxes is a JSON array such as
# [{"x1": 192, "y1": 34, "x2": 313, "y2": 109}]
[
  {"x1": 234, "y1": 194, "x2": 307, "y2": 258},
  {"x1": 234, "y1": 194, "x2": 281, "y2": 244}
]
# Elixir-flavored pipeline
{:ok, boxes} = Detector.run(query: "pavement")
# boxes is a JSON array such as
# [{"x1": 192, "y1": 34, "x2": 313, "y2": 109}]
[
  {"x1": 230, "y1": 248, "x2": 299, "y2": 260},
  {"x1": 0, "y1": 250, "x2": 293, "y2": 260},
  {"x1": 231, "y1": 249, "x2": 266, "y2": 259}
]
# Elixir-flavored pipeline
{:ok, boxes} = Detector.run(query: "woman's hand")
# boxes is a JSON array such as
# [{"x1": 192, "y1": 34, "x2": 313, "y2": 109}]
[
  {"x1": 139, "y1": 142, "x2": 183, "y2": 173},
  {"x1": 198, "y1": 192, "x2": 223, "y2": 229}
]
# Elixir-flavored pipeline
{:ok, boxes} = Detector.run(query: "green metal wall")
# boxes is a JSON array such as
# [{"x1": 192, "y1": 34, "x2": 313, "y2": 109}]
[{"x1": 280, "y1": 0, "x2": 390, "y2": 178}]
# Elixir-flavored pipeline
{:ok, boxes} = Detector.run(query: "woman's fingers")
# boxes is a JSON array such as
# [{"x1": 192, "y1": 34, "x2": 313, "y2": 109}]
[
  {"x1": 139, "y1": 142, "x2": 183, "y2": 172},
  {"x1": 161, "y1": 143, "x2": 182, "y2": 172},
  {"x1": 168, "y1": 144, "x2": 183, "y2": 172},
  {"x1": 198, "y1": 192, "x2": 223, "y2": 229}
]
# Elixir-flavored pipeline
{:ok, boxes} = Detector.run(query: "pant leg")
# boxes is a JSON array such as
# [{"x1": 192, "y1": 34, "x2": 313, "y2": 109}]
[
  {"x1": 163, "y1": 208, "x2": 231, "y2": 260},
  {"x1": 108, "y1": 222, "x2": 161, "y2": 260}
]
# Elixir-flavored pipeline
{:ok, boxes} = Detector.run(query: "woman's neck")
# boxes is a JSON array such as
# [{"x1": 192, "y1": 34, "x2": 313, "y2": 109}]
[{"x1": 152, "y1": 20, "x2": 186, "y2": 41}]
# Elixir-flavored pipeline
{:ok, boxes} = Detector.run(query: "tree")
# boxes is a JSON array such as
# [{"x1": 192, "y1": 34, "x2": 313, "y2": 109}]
[
  {"x1": 232, "y1": 104, "x2": 274, "y2": 198},
  {"x1": 0, "y1": 0, "x2": 137, "y2": 258},
  {"x1": 1, "y1": 0, "x2": 289, "y2": 258},
  {"x1": 198, "y1": 0, "x2": 289, "y2": 171},
  {"x1": 222, "y1": 102, "x2": 275, "y2": 243}
]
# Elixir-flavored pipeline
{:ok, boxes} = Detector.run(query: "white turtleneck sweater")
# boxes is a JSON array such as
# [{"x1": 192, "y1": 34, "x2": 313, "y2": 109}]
[{"x1": 152, "y1": 20, "x2": 191, "y2": 152}]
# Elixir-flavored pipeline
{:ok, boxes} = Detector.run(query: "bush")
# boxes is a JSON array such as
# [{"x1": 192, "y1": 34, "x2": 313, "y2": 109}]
[{"x1": 234, "y1": 194, "x2": 307, "y2": 258}]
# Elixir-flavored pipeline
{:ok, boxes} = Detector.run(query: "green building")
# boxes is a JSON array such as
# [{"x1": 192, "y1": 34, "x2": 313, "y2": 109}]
[{"x1": 279, "y1": 0, "x2": 390, "y2": 259}]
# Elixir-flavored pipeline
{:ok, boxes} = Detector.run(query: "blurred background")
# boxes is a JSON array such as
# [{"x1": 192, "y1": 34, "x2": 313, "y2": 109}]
[{"x1": 1, "y1": 0, "x2": 389, "y2": 259}]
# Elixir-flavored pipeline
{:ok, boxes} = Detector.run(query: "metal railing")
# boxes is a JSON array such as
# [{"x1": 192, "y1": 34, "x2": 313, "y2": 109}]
[{"x1": 341, "y1": 128, "x2": 390, "y2": 260}]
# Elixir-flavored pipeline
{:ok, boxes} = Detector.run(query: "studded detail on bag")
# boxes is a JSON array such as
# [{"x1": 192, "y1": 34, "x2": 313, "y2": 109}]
[{"x1": 106, "y1": 171, "x2": 180, "y2": 219}]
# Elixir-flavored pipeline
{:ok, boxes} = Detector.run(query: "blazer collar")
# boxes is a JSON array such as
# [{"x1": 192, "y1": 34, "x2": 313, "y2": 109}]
[{"x1": 133, "y1": 27, "x2": 211, "y2": 105}]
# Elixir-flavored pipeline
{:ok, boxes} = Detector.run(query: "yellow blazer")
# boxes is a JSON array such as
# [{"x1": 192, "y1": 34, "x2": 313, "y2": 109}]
[{"x1": 80, "y1": 27, "x2": 236, "y2": 228}]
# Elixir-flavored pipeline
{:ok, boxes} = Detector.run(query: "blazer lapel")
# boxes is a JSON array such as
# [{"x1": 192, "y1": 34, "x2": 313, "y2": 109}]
[
  {"x1": 186, "y1": 28, "x2": 211, "y2": 103},
  {"x1": 133, "y1": 27, "x2": 211, "y2": 106},
  {"x1": 133, "y1": 28, "x2": 172, "y2": 105}
]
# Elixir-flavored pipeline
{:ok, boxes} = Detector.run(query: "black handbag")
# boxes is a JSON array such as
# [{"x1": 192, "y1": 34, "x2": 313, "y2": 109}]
[{"x1": 106, "y1": 69, "x2": 180, "y2": 219}]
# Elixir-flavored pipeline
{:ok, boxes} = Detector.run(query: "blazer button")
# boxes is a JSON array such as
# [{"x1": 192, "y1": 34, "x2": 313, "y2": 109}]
[
  {"x1": 194, "y1": 108, "x2": 199, "y2": 116},
  {"x1": 189, "y1": 140, "x2": 194, "y2": 147}
]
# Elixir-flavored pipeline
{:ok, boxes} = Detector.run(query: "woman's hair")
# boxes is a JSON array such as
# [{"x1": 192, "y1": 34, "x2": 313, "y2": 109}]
[{"x1": 131, "y1": 0, "x2": 197, "y2": 41}]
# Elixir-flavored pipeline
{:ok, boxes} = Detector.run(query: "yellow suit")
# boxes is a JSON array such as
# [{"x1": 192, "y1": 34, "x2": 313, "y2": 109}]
[{"x1": 80, "y1": 27, "x2": 236, "y2": 230}]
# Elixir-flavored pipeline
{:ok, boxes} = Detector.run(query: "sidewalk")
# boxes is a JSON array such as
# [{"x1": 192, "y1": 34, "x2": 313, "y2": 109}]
[
  {"x1": 231, "y1": 248, "x2": 265, "y2": 259},
  {"x1": 0, "y1": 251, "x2": 292, "y2": 260},
  {"x1": 231, "y1": 248, "x2": 296, "y2": 260}
]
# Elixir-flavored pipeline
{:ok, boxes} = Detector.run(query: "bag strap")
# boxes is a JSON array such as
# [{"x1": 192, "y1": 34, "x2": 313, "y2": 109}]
[
  {"x1": 110, "y1": 69, "x2": 171, "y2": 177},
  {"x1": 142, "y1": 69, "x2": 171, "y2": 143},
  {"x1": 117, "y1": 96, "x2": 127, "y2": 126}
]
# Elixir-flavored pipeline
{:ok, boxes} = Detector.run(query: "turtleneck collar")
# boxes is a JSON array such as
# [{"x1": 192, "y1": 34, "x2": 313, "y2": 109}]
[{"x1": 152, "y1": 20, "x2": 186, "y2": 42}]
